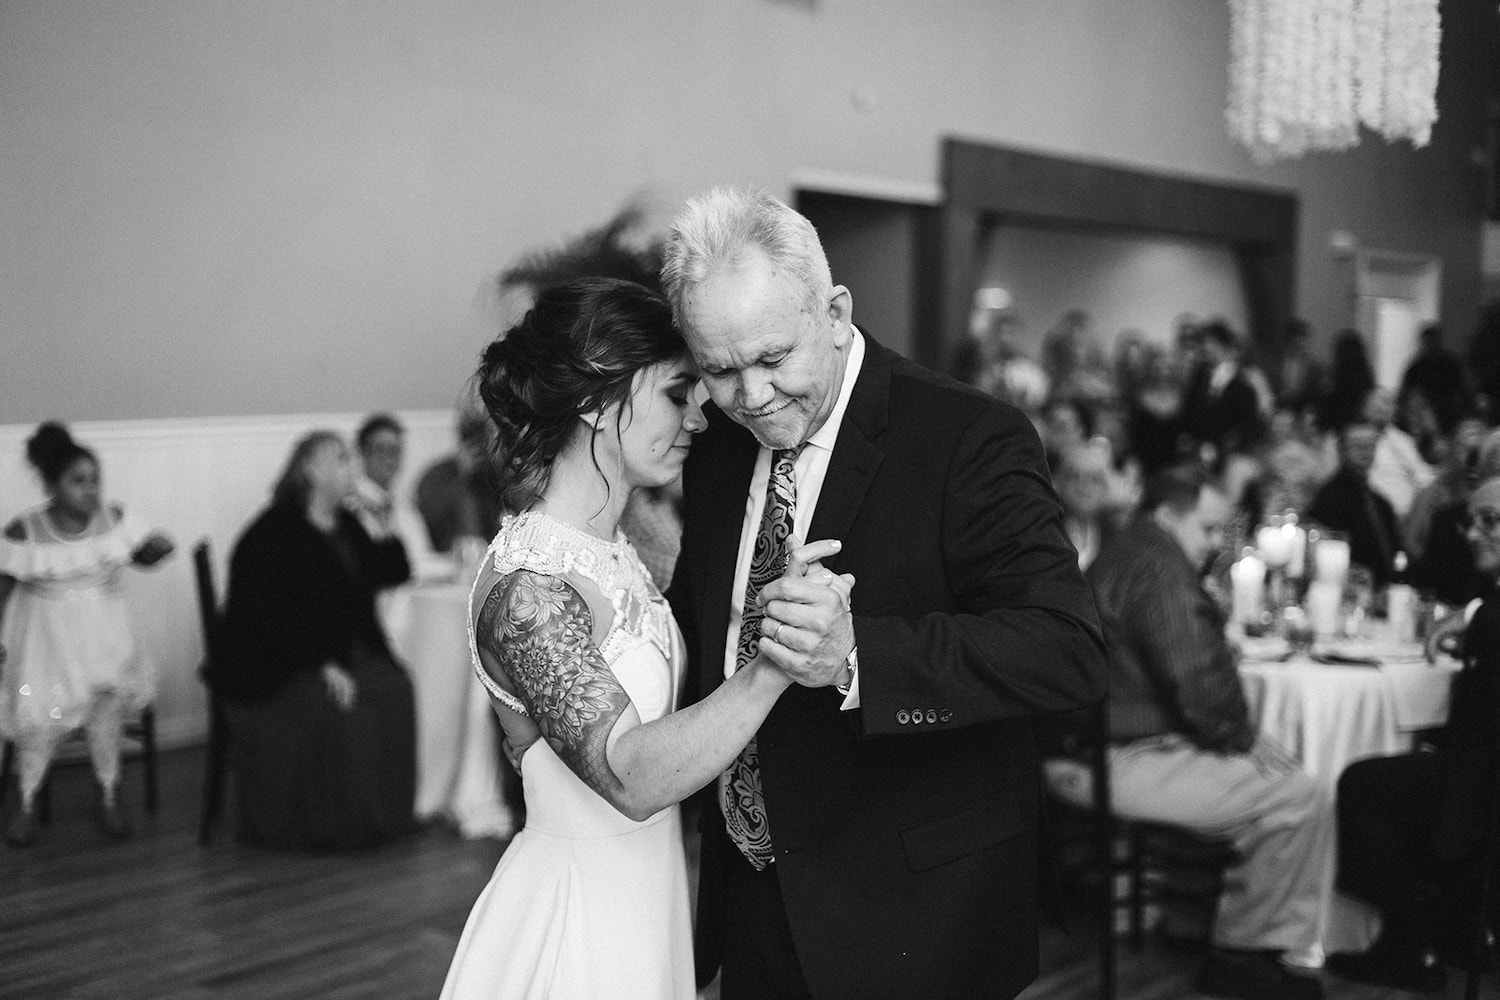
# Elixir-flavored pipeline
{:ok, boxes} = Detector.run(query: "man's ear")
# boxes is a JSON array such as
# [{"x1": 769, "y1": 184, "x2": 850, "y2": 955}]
[{"x1": 828, "y1": 284, "x2": 853, "y2": 347}]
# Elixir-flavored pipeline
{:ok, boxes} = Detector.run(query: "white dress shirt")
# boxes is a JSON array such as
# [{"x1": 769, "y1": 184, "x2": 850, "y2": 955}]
[
  {"x1": 1368, "y1": 425, "x2": 1437, "y2": 520},
  {"x1": 724, "y1": 329, "x2": 866, "y2": 710}
]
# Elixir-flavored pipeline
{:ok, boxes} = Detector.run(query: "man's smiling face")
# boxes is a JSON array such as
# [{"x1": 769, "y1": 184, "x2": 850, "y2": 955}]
[{"x1": 677, "y1": 249, "x2": 850, "y2": 450}]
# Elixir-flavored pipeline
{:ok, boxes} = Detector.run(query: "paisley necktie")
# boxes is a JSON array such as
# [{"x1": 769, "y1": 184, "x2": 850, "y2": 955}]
[{"x1": 720, "y1": 446, "x2": 800, "y2": 870}]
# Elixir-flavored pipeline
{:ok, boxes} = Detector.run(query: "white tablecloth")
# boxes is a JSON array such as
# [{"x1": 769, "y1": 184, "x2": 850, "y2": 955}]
[
  {"x1": 1239, "y1": 638, "x2": 1459, "y2": 959},
  {"x1": 387, "y1": 581, "x2": 514, "y2": 839}
]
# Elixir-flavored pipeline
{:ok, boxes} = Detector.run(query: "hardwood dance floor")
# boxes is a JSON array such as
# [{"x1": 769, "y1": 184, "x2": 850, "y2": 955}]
[{"x1": 1, "y1": 746, "x2": 1493, "y2": 999}]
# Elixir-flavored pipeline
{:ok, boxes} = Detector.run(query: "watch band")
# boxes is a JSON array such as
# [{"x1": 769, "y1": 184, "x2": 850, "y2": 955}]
[{"x1": 836, "y1": 646, "x2": 859, "y2": 696}]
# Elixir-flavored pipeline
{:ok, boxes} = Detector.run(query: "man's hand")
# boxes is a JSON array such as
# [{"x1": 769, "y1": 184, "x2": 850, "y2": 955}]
[
  {"x1": 321, "y1": 662, "x2": 358, "y2": 712},
  {"x1": 1426, "y1": 611, "x2": 1466, "y2": 663},
  {"x1": 757, "y1": 537, "x2": 856, "y2": 688}
]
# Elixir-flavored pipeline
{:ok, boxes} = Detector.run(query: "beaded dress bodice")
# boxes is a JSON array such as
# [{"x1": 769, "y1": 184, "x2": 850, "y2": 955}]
[{"x1": 466, "y1": 511, "x2": 681, "y2": 719}]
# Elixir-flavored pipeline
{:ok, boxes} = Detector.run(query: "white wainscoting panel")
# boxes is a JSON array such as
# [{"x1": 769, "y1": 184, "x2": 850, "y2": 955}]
[{"x1": 0, "y1": 410, "x2": 460, "y2": 747}]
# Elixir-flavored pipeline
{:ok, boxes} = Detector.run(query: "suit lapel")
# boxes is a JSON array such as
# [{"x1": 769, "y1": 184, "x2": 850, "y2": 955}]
[{"x1": 807, "y1": 334, "x2": 891, "y2": 551}]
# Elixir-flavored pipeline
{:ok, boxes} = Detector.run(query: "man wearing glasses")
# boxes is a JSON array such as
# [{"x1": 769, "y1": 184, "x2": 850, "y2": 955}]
[{"x1": 1325, "y1": 475, "x2": 1500, "y2": 992}]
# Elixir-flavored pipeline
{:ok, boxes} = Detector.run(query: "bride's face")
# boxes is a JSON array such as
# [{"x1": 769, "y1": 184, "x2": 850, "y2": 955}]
[{"x1": 600, "y1": 355, "x2": 707, "y2": 491}]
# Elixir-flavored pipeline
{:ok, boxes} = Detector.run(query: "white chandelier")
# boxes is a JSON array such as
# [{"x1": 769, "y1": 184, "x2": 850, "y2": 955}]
[{"x1": 1226, "y1": 0, "x2": 1441, "y2": 162}]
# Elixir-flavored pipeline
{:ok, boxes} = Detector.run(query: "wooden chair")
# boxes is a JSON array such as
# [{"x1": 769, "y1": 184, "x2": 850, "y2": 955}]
[
  {"x1": 192, "y1": 539, "x2": 230, "y2": 844},
  {"x1": 1042, "y1": 700, "x2": 1236, "y2": 1000},
  {"x1": 0, "y1": 694, "x2": 158, "y2": 822}
]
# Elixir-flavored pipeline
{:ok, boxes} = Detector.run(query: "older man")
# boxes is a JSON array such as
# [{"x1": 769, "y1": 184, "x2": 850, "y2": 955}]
[
  {"x1": 1084, "y1": 463, "x2": 1329, "y2": 1000},
  {"x1": 1326, "y1": 475, "x2": 1500, "y2": 992},
  {"x1": 1307, "y1": 417, "x2": 1404, "y2": 588},
  {"x1": 661, "y1": 187, "x2": 1106, "y2": 1000}
]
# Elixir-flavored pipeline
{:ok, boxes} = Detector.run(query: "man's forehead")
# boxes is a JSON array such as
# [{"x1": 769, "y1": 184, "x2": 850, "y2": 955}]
[{"x1": 691, "y1": 326, "x2": 796, "y2": 368}]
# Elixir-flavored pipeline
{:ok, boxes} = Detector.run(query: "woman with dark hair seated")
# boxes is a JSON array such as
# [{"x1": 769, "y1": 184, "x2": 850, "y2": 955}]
[{"x1": 209, "y1": 431, "x2": 416, "y2": 850}]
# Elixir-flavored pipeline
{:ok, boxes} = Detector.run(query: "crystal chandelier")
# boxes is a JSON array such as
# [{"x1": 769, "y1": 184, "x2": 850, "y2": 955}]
[{"x1": 1226, "y1": 0, "x2": 1441, "y2": 162}]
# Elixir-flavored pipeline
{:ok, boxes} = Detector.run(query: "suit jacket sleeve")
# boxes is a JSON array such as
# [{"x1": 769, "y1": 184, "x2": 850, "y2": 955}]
[{"x1": 853, "y1": 403, "x2": 1107, "y2": 735}]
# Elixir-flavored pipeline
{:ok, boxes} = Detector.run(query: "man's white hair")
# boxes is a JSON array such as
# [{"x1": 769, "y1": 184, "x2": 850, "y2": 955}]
[{"x1": 660, "y1": 186, "x2": 832, "y2": 324}]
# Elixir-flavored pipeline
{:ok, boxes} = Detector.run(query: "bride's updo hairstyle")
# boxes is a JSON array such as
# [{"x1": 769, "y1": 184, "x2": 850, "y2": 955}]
[{"x1": 477, "y1": 277, "x2": 683, "y2": 512}]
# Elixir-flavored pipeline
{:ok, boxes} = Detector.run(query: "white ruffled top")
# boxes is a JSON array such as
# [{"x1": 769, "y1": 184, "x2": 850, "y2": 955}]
[{"x1": 0, "y1": 505, "x2": 148, "y2": 583}]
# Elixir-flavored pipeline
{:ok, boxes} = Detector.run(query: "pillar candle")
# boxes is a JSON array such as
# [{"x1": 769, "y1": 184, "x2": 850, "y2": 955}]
[
  {"x1": 1286, "y1": 525, "x2": 1307, "y2": 579},
  {"x1": 1231, "y1": 552, "x2": 1267, "y2": 626},
  {"x1": 1256, "y1": 524, "x2": 1292, "y2": 569},
  {"x1": 1307, "y1": 580, "x2": 1343, "y2": 637},
  {"x1": 1313, "y1": 537, "x2": 1350, "y2": 588}
]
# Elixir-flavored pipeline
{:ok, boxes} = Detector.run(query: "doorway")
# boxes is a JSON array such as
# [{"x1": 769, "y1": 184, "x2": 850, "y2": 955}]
[{"x1": 1354, "y1": 250, "x2": 1441, "y2": 388}]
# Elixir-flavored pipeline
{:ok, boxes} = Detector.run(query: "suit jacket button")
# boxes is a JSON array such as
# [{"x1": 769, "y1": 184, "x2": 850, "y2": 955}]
[
  {"x1": 925, "y1": 709, "x2": 938, "y2": 724},
  {"x1": 910, "y1": 708, "x2": 924, "y2": 724},
  {"x1": 896, "y1": 709, "x2": 911, "y2": 724},
  {"x1": 939, "y1": 709, "x2": 953, "y2": 722}
]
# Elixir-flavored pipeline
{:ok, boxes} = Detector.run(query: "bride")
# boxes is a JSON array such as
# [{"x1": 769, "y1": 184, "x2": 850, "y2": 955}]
[{"x1": 440, "y1": 277, "x2": 848, "y2": 999}]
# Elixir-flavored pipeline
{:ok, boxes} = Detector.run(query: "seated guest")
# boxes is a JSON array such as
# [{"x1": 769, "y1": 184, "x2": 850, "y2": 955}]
[
  {"x1": 350, "y1": 412, "x2": 447, "y2": 581},
  {"x1": 1362, "y1": 387, "x2": 1437, "y2": 520},
  {"x1": 1054, "y1": 440, "x2": 1121, "y2": 569},
  {"x1": 415, "y1": 406, "x2": 502, "y2": 554},
  {"x1": 1275, "y1": 318, "x2": 1326, "y2": 414},
  {"x1": 1307, "y1": 418, "x2": 1403, "y2": 588},
  {"x1": 1079, "y1": 463, "x2": 1329, "y2": 1000},
  {"x1": 1410, "y1": 427, "x2": 1500, "y2": 608},
  {"x1": 209, "y1": 431, "x2": 417, "y2": 850},
  {"x1": 1126, "y1": 346, "x2": 1188, "y2": 476},
  {"x1": 1253, "y1": 408, "x2": 1332, "y2": 519},
  {"x1": 1404, "y1": 416, "x2": 1486, "y2": 560},
  {"x1": 1039, "y1": 395, "x2": 1093, "y2": 472},
  {"x1": 1326, "y1": 475, "x2": 1500, "y2": 992}
]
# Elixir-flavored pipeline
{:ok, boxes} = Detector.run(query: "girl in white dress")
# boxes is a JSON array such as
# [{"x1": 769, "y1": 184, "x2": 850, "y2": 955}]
[
  {"x1": 0, "y1": 422, "x2": 174, "y2": 847},
  {"x1": 439, "y1": 279, "x2": 847, "y2": 999}
]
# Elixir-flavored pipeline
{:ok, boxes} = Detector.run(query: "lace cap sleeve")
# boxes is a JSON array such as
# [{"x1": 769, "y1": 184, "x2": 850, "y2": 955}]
[{"x1": 466, "y1": 511, "x2": 672, "y2": 717}]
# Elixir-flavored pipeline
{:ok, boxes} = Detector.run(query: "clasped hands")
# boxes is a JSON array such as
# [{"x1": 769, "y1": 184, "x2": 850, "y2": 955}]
[{"x1": 756, "y1": 536, "x2": 856, "y2": 689}]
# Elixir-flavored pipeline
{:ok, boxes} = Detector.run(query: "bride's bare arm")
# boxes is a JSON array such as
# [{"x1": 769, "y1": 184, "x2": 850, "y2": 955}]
[{"x1": 474, "y1": 569, "x2": 791, "y2": 821}]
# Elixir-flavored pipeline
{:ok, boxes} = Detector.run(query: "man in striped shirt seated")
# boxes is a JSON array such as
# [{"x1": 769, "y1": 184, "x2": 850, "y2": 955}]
[{"x1": 1085, "y1": 462, "x2": 1331, "y2": 1000}]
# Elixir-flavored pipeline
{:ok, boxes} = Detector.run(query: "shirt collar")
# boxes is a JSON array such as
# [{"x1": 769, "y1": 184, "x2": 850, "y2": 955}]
[
  {"x1": 355, "y1": 473, "x2": 389, "y2": 504},
  {"x1": 803, "y1": 327, "x2": 865, "y2": 453}
]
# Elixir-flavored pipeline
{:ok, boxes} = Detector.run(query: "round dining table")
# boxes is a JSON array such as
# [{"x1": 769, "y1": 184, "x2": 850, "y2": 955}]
[
  {"x1": 1237, "y1": 632, "x2": 1460, "y2": 962},
  {"x1": 385, "y1": 579, "x2": 516, "y2": 839}
]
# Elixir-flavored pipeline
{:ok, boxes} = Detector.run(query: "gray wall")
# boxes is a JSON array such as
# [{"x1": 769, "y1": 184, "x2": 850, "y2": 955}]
[{"x1": 3, "y1": 0, "x2": 1496, "y2": 422}]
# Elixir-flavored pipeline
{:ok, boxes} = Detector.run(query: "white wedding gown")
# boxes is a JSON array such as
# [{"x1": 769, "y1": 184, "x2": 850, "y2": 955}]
[{"x1": 439, "y1": 512, "x2": 694, "y2": 1000}]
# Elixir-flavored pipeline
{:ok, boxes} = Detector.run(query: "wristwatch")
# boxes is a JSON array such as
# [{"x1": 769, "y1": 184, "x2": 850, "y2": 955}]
[{"x1": 836, "y1": 646, "x2": 859, "y2": 696}]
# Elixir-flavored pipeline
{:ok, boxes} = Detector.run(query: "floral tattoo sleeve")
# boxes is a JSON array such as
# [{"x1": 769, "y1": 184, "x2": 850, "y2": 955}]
[{"x1": 475, "y1": 570, "x2": 629, "y2": 798}]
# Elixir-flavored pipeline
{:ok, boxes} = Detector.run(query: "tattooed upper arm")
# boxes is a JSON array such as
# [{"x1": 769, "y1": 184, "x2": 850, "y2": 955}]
[{"x1": 474, "y1": 569, "x2": 631, "y2": 801}]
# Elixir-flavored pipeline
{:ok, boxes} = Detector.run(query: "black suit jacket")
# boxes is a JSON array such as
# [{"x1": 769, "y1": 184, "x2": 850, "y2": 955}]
[
  {"x1": 1431, "y1": 598, "x2": 1500, "y2": 860},
  {"x1": 1181, "y1": 367, "x2": 1263, "y2": 458},
  {"x1": 668, "y1": 336, "x2": 1106, "y2": 999},
  {"x1": 1307, "y1": 466, "x2": 1403, "y2": 588}
]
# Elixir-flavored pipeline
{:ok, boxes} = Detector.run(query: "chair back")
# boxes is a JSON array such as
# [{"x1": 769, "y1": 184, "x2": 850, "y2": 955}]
[
  {"x1": 192, "y1": 537, "x2": 229, "y2": 844},
  {"x1": 191, "y1": 539, "x2": 217, "y2": 647}
]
